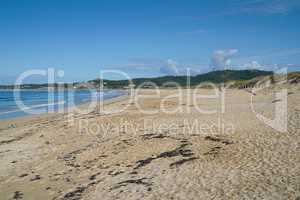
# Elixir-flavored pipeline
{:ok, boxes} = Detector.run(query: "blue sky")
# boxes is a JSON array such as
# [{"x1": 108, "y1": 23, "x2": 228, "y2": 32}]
[{"x1": 0, "y1": 0, "x2": 300, "y2": 83}]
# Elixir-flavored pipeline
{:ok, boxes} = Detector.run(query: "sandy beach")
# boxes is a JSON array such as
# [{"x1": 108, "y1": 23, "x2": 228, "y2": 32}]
[{"x1": 0, "y1": 87, "x2": 300, "y2": 200}]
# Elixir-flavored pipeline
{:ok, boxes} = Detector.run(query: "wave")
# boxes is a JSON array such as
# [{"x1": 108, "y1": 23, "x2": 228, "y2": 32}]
[{"x1": 0, "y1": 101, "x2": 66, "y2": 115}]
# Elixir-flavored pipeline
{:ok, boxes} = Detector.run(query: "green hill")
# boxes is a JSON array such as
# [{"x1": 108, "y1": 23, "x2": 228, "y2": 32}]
[
  {"x1": 89, "y1": 69, "x2": 274, "y2": 88},
  {"x1": 0, "y1": 69, "x2": 275, "y2": 89}
]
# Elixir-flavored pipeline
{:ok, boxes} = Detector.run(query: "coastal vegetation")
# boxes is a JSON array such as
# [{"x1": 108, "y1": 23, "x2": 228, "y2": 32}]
[{"x1": 1, "y1": 69, "x2": 299, "y2": 90}]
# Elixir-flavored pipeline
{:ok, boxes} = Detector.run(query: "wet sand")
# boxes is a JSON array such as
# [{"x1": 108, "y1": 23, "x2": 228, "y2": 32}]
[{"x1": 0, "y1": 87, "x2": 300, "y2": 200}]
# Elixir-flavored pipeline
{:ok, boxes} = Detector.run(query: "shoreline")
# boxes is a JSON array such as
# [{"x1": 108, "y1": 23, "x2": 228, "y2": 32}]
[
  {"x1": 0, "y1": 93, "x2": 129, "y2": 130},
  {"x1": 0, "y1": 90, "x2": 128, "y2": 123}
]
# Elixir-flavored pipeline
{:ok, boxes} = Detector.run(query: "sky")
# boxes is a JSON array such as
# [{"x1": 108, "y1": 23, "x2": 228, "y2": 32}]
[{"x1": 0, "y1": 0, "x2": 300, "y2": 84}]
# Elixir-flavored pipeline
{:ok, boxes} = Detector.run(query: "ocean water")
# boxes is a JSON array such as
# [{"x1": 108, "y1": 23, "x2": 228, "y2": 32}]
[{"x1": 0, "y1": 89, "x2": 125, "y2": 120}]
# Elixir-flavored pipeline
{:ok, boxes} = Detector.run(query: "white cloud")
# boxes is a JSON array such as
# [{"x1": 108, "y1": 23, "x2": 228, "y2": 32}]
[
  {"x1": 160, "y1": 59, "x2": 179, "y2": 76},
  {"x1": 210, "y1": 49, "x2": 238, "y2": 70},
  {"x1": 243, "y1": 61, "x2": 264, "y2": 70},
  {"x1": 239, "y1": 0, "x2": 300, "y2": 14},
  {"x1": 127, "y1": 58, "x2": 200, "y2": 76},
  {"x1": 182, "y1": 29, "x2": 212, "y2": 35}
]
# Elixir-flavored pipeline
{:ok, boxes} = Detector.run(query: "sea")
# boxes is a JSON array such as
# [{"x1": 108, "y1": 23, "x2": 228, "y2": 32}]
[{"x1": 0, "y1": 89, "x2": 125, "y2": 120}]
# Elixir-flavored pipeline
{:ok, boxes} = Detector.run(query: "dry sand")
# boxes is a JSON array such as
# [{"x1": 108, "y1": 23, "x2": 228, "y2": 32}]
[{"x1": 0, "y1": 87, "x2": 300, "y2": 200}]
